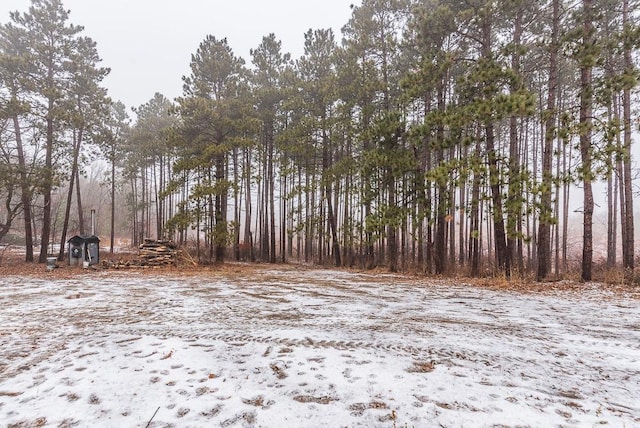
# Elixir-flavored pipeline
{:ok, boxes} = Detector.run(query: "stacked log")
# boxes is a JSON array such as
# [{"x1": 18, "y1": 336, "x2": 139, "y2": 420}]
[
  {"x1": 138, "y1": 239, "x2": 178, "y2": 266},
  {"x1": 102, "y1": 239, "x2": 180, "y2": 269}
]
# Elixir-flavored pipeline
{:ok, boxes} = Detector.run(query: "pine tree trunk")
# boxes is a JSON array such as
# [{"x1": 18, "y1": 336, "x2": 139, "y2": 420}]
[
  {"x1": 215, "y1": 150, "x2": 226, "y2": 263},
  {"x1": 481, "y1": 11, "x2": 509, "y2": 277},
  {"x1": 425, "y1": 142, "x2": 433, "y2": 274},
  {"x1": 39, "y1": 99, "x2": 55, "y2": 263},
  {"x1": 448, "y1": 167, "x2": 456, "y2": 269},
  {"x1": 607, "y1": 155, "x2": 617, "y2": 268},
  {"x1": 323, "y1": 130, "x2": 341, "y2": 267},
  {"x1": 470, "y1": 136, "x2": 482, "y2": 277},
  {"x1": 110, "y1": 146, "x2": 116, "y2": 254},
  {"x1": 195, "y1": 173, "x2": 201, "y2": 261},
  {"x1": 554, "y1": 109, "x2": 562, "y2": 276},
  {"x1": 606, "y1": 89, "x2": 618, "y2": 269},
  {"x1": 268, "y1": 124, "x2": 276, "y2": 264},
  {"x1": 58, "y1": 127, "x2": 83, "y2": 261},
  {"x1": 131, "y1": 178, "x2": 137, "y2": 247},
  {"x1": 304, "y1": 169, "x2": 312, "y2": 263},
  {"x1": 387, "y1": 178, "x2": 398, "y2": 272},
  {"x1": 156, "y1": 157, "x2": 164, "y2": 239},
  {"x1": 281, "y1": 173, "x2": 287, "y2": 263},
  {"x1": 343, "y1": 134, "x2": 353, "y2": 266},
  {"x1": 579, "y1": 0, "x2": 594, "y2": 281},
  {"x1": 416, "y1": 147, "x2": 426, "y2": 269},
  {"x1": 486, "y1": 122, "x2": 509, "y2": 276},
  {"x1": 562, "y1": 137, "x2": 571, "y2": 273},
  {"x1": 434, "y1": 173, "x2": 447, "y2": 274},
  {"x1": 622, "y1": 0, "x2": 634, "y2": 277},
  {"x1": 458, "y1": 143, "x2": 467, "y2": 267},
  {"x1": 244, "y1": 149, "x2": 254, "y2": 260},
  {"x1": 434, "y1": 80, "x2": 447, "y2": 275},
  {"x1": 537, "y1": 0, "x2": 559, "y2": 280},
  {"x1": 140, "y1": 169, "x2": 146, "y2": 244},
  {"x1": 12, "y1": 113, "x2": 34, "y2": 262},
  {"x1": 507, "y1": 6, "x2": 524, "y2": 276},
  {"x1": 233, "y1": 147, "x2": 241, "y2": 261},
  {"x1": 76, "y1": 168, "x2": 85, "y2": 236},
  {"x1": 261, "y1": 125, "x2": 270, "y2": 261}
]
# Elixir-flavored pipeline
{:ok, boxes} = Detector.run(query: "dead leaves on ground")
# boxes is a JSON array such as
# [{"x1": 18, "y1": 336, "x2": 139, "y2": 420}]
[
  {"x1": 349, "y1": 401, "x2": 389, "y2": 416},
  {"x1": 407, "y1": 361, "x2": 436, "y2": 373},
  {"x1": 293, "y1": 395, "x2": 338, "y2": 405},
  {"x1": 269, "y1": 363, "x2": 287, "y2": 379}
]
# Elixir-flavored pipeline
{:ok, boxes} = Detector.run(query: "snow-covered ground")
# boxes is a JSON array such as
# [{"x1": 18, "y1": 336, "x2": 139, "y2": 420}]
[{"x1": 1, "y1": 266, "x2": 639, "y2": 427}]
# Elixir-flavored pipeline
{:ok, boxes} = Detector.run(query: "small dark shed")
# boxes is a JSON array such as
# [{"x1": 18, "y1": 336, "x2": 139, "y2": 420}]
[{"x1": 67, "y1": 235, "x2": 100, "y2": 267}]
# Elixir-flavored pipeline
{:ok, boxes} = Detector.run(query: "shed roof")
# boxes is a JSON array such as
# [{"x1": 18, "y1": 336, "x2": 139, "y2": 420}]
[{"x1": 67, "y1": 235, "x2": 100, "y2": 244}]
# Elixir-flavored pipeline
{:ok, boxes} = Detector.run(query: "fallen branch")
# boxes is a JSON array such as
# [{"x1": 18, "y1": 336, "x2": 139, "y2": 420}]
[
  {"x1": 179, "y1": 249, "x2": 198, "y2": 267},
  {"x1": 145, "y1": 406, "x2": 160, "y2": 428}
]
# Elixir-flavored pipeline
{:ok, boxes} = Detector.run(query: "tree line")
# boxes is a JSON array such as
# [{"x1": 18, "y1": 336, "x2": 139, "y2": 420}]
[{"x1": 1, "y1": 0, "x2": 639, "y2": 281}]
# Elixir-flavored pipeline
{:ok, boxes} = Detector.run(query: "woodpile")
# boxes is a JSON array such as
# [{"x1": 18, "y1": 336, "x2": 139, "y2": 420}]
[
  {"x1": 103, "y1": 239, "x2": 181, "y2": 269},
  {"x1": 138, "y1": 239, "x2": 178, "y2": 266}
]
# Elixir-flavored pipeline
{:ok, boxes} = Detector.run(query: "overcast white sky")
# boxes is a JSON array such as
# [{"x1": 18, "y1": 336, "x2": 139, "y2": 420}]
[{"x1": 1, "y1": 0, "x2": 359, "y2": 110}]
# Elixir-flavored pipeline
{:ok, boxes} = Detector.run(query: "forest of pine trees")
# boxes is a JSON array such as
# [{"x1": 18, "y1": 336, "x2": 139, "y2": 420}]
[{"x1": 1, "y1": 0, "x2": 639, "y2": 281}]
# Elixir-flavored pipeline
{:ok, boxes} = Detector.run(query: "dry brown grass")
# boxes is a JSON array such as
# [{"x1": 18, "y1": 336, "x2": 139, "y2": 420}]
[{"x1": 1, "y1": 251, "x2": 638, "y2": 299}]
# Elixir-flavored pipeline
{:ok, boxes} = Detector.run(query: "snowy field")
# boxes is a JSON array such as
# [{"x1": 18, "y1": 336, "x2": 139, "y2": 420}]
[{"x1": 1, "y1": 266, "x2": 639, "y2": 427}]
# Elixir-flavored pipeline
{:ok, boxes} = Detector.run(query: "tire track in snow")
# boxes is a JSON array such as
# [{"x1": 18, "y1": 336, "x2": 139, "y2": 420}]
[{"x1": 104, "y1": 326, "x2": 489, "y2": 365}]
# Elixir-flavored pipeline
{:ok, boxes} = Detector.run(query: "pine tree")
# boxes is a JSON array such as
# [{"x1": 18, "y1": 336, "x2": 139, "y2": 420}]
[
  {"x1": 251, "y1": 33, "x2": 291, "y2": 263},
  {"x1": 57, "y1": 35, "x2": 110, "y2": 260},
  {"x1": 576, "y1": 0, "x2": 597, "y2": 281},
  {"x1": 620, "y1": 0, "x2": 637, "y2": 278},
  {"x1": 0, "y1": 18, "x2": 37, "y2": 260},
  {"x1": 342, "y1": 0, "x2": 409, "y2": 271},
  {"x1": 294, "y1": 28, "x2": 343, "y2": 266},
  {"x1": 128, "y1": 93, "x2": 176, "y2": 244},
  {"x1": 537, "y1": 0, "x2": 560, "y2": 281},
  {"x1": 3, "y1": 0, "x2": 84, "y2": 262},
  {"x1": 173, "y1": 36, "x2": 249, "y2": 263},
  {"x1": 97, "y1": 101, "x2": 130, "y2": 254}
]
